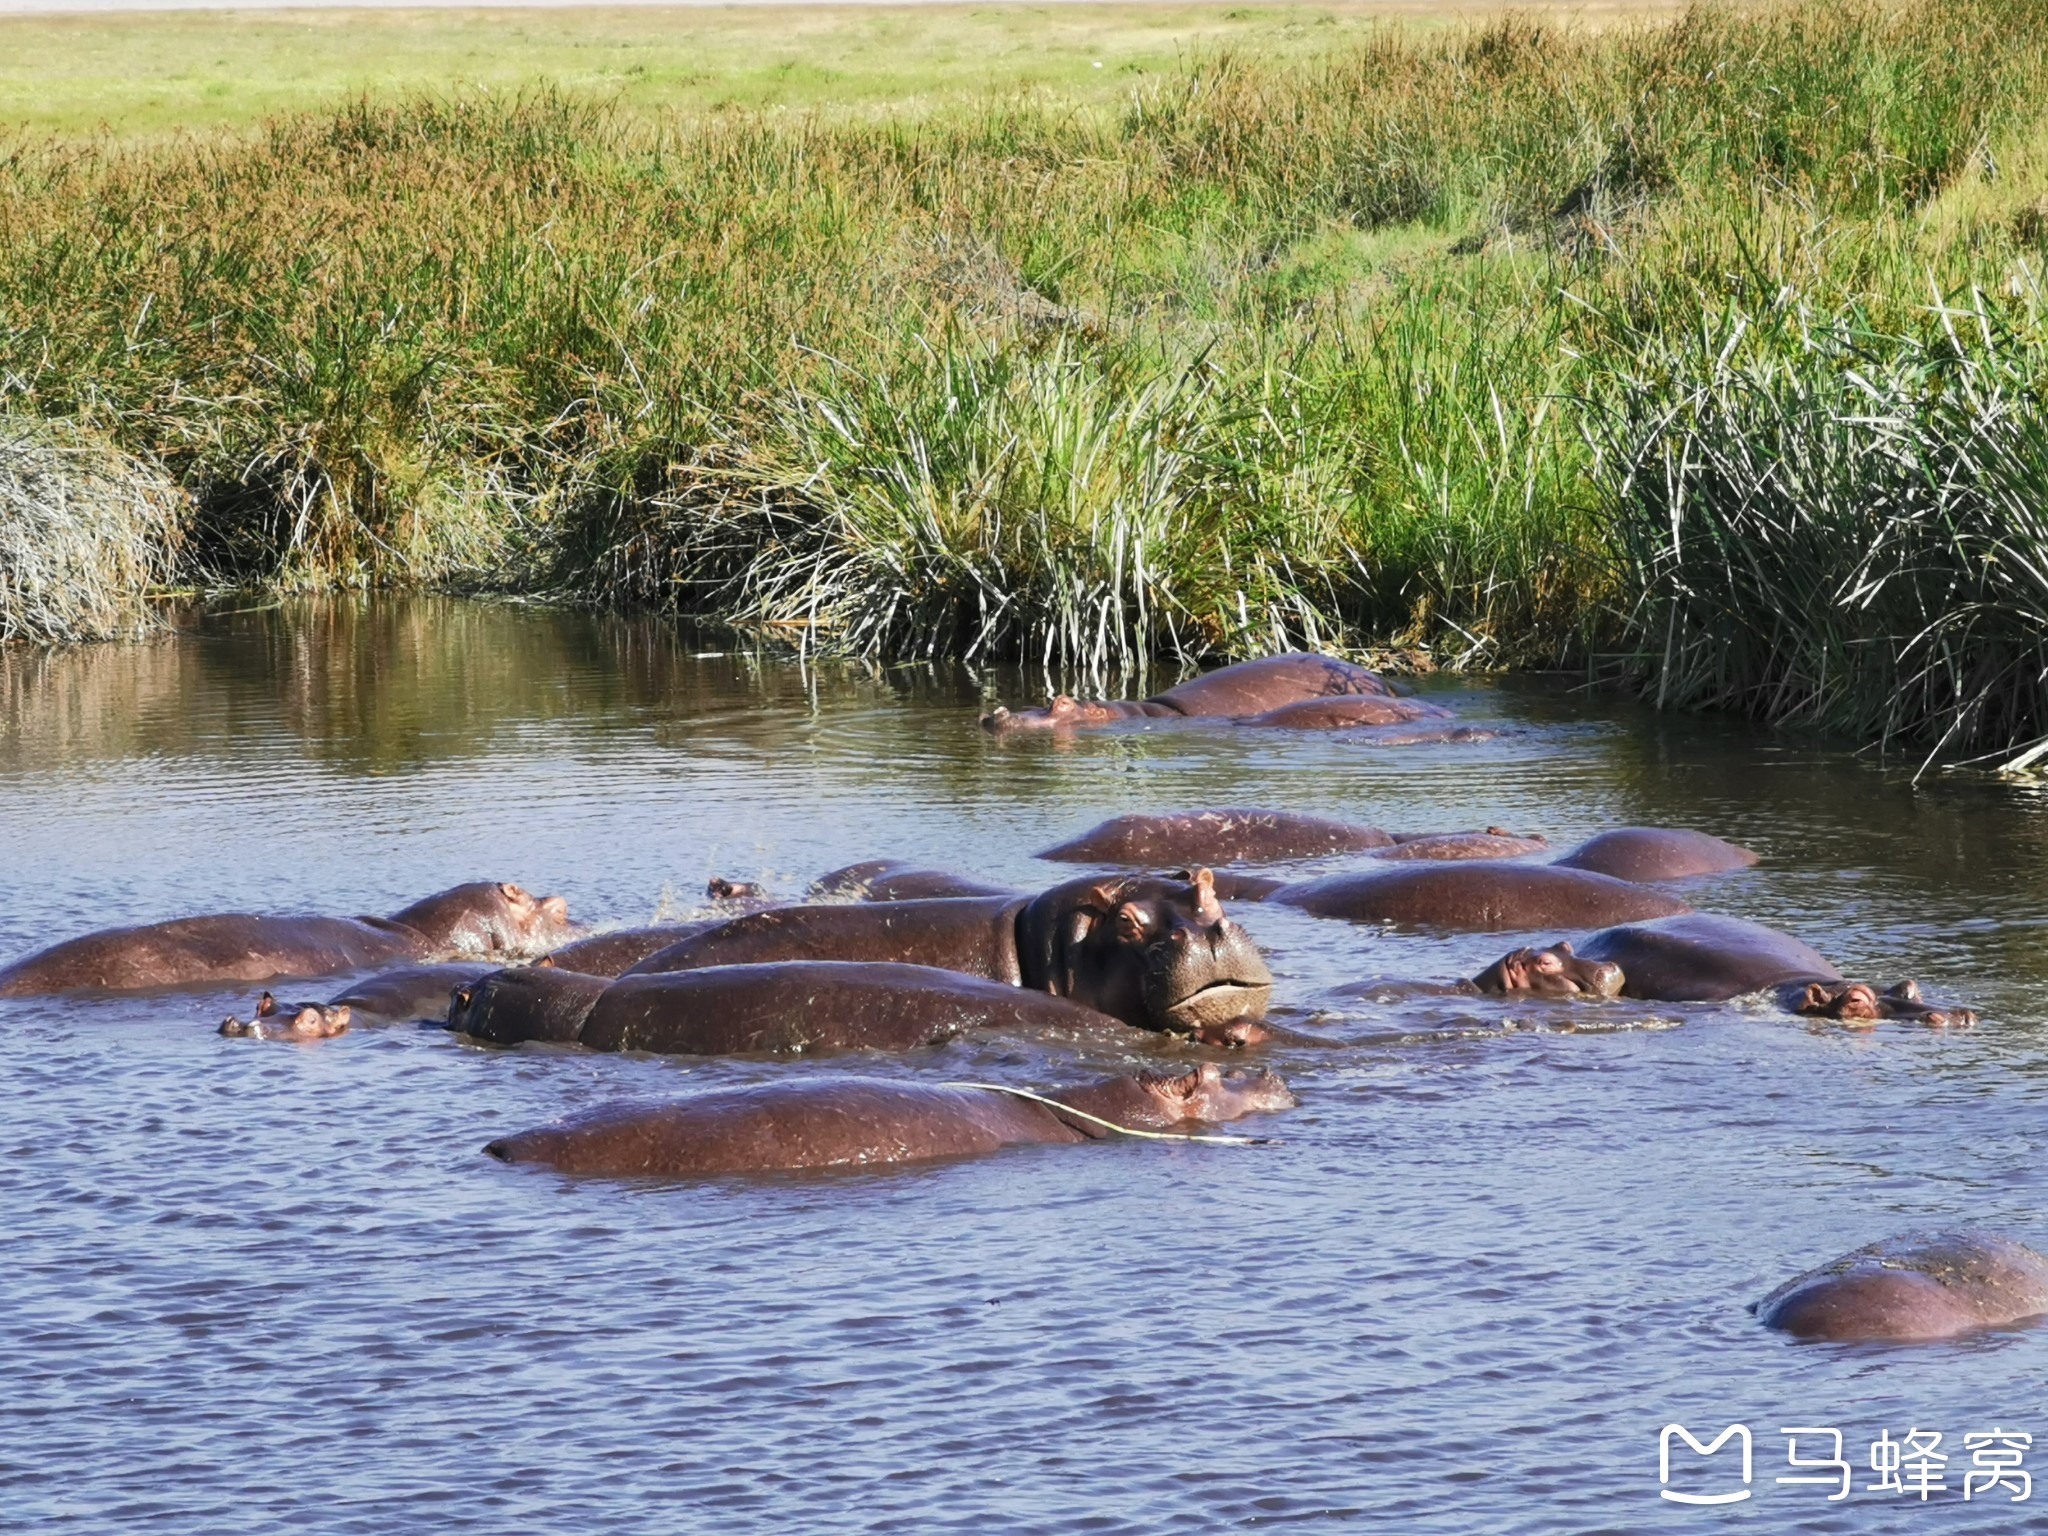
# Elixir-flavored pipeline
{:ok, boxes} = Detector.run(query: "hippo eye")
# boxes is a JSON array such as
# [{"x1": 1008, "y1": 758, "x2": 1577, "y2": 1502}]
[{"x1": 1533, "y1": 951, "x2": 1564, "y2": 973}]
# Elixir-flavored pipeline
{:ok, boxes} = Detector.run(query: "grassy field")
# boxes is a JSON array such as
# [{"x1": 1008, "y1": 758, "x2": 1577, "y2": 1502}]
[
  {"x1": 3, "y1": 0, "x2": 2048, "y2": 763},
  {"x1": 0, "y1": 2, "x2": 1682, "y2": 138}
]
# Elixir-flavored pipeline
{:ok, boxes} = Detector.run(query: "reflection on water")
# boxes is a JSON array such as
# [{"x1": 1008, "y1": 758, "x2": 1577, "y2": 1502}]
[{"x1": 4, "y1": 597, "x2": 2048, "y2": 1534}]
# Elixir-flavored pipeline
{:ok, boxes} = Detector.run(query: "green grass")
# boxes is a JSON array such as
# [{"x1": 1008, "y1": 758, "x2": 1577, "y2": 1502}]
[{"x1": 5, "y1": 0, "x2": 2048, "y2": 760}]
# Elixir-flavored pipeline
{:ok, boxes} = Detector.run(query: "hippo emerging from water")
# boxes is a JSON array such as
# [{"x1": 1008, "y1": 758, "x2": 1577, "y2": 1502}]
[
  {"x1": 450, "y1": 960, "x2": 1130, "y2": 1055},
  {"x1": 0, "y1": 882, "x2": 576, "y2": 997},
  {"x1": 981, "y1": 652, "x2": 1473, "y2": 738},
  {"x1": 485, "y1": 1063, "x2": 1298, "y2": 1177},
  {"x1": 1756, "y1": 1232, "x2": 2048, "y2": 1342},
  {"x1": 621, "y1": 869, "x2": 1272, "y2": 1044},
  {"x1": 218, "y1": 993, "x2": 352, "y2": 1041},
  {"x1": 1470, "y1": 913, "x2": 1977, "y2": 1024}
]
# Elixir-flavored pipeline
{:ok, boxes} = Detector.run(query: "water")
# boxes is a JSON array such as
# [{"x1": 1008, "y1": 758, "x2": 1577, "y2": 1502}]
[{"x1": 4, "y1": 597, "x2": 2046, "y2": 1533}]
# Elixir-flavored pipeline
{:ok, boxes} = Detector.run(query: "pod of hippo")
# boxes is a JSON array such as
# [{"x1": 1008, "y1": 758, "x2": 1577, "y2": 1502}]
[{"x1": 6, "y1": 647, "x2": 2020, "y2": 1347}]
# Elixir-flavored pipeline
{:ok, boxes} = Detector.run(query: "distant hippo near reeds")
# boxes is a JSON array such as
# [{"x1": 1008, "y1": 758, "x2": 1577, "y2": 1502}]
[
  {"x1": 1755, "y1": 1232, "x2": 2048, "y2": 1342},
  {"x1": 485, "y1": 1063, "x2": 1298, "y2": 1178},
  {"x1": 621, "y1": 869, "x2": 1273, "y2": 1045},
  {"x1": 981, "y1": 652, "x2": 1414, "y2": 732},
  {"x1": 0, "y1": 882, "x2": 575, "y2": 997},
  {"x1": 449, "y1": 960, "x2": 1137, "y2": 1056},
  {"x1": 1469, "y1": 913, "x2": 1977, "y2": 1024},
  {"x1": 1260, "y1": 862, "x2": 1691, "y2": 931}
]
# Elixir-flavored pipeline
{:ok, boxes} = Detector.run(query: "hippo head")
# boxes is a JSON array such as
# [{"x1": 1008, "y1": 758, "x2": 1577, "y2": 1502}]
[
  {"x1": 1790, "y1": 978, "x2": 1978, "y2": 1029},
  {"x1": 219, "y1": 993, "x2": 351, "y2": 1041},
  {"x1": 706, "y1": 877, "x2": 761, "y2": 901},
  {"x1": 980, "y1": 695, "x2": 1124, "y2": 733},
  {"x1": 390, "y1": 882, "x2": 576, "y2": 957},
  {"x1": 1470, "y1": 941, "x2": 1625, "y2": 997},
  {"x1": 1016, "y1": 869, "x2": 1273, "y2": 1037},
  {"x1": 447, "y1": 965, "x2": 608, "y2": 1045},
  {"x1": 1128, "y1": 1063, "x2": 1299, "y2": 1127}
]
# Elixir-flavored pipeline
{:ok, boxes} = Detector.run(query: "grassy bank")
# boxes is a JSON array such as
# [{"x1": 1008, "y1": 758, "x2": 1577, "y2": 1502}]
[{"x1": 3, "y1": 1, "x2": 2048, "y2": 759}]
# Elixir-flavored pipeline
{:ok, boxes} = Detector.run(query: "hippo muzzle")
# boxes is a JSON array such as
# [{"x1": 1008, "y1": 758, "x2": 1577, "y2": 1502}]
[
  {"x1": 1470, "y1": 941, "x2": 1624, "y2": 998},
  {"x1": 1143, "y1": 916, "x2": 1274, "y2": 1035}
]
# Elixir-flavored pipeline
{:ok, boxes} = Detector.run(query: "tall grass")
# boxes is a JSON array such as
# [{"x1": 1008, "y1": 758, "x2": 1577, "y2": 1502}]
[{"x1": 3, "y1": 0, "x2": 2048, "y2": 754}]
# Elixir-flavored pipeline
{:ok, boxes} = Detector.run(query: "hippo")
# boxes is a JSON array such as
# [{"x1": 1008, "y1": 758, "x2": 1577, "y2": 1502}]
[
  {"x1": 1470, "y1": 914, "x2": 1977, "y2": 1023},
  {"x1": 1260, "y1": 862, "x2": 1691, "y2": 931},
  {"x1": 810, "y1": 860, "x2": 1018, "y2": 902},
  {"x1": 544, "y1": 925, "x2": 717, "y2": 979},
  {"x1": 218, "y1": 993, "x2": 351, "y2": 1041},
  {"x1": 1231, "y1": 695, "x2": 1452, "y2": 730},
  {"x1": 323, "y1": 962, "x2": 501, "y2": 1024},
  {"x1": 450, "y1": 960, "x2": 1143, "y2": 1054},
  {"x1": 1755, "y1": 1232, "x2": 2048, "y2": 1342},
  {"x1": 1038, "y1": 810, "x2": 1395, "y2": 865},
  {"x1": 622, "y1": 869, "x2": 1272, "y2": 1045},
  {"x1": 981, "y1": 652, "x2": 1399, "y2": 732},
  {"x1": 485, "y1": 1062, "x2": 1298, "y2": 1177},
  {"x1": 0, "y1": 882, "x2": 576, "y2": 997},
  {"x1": 1371, "y1": 829, "x2": 1550, "y2": 861},
  {"x1": 1553, "y1": 828, "x2": 1759, "y2": 882}
]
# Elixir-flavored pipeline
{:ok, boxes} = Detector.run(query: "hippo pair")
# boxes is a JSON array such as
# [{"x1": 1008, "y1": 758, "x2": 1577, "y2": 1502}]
[
  {"x1": 453, "y1": 870, "x2": 1274, "y2": 1053},
  {"x1": 980, "y1": 652, "x2": 1485, "y2": 741},
  {"x1": 1467, "y1": 913, "x2": 1976, "y2": 1025},
  {"x1": 0, "y1": 882, "x2": 574, "y2": 997}
]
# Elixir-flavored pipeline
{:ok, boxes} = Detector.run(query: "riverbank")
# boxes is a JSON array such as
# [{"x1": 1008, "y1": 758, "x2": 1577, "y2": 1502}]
[{"x1": 3, "y1": 0, "x2": 2047, "y2": 762}]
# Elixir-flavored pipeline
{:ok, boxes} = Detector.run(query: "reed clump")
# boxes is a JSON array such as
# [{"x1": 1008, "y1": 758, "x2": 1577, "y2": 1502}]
[{"x1": 3, "y1": 0, "x2": 2048, "y2": 756}]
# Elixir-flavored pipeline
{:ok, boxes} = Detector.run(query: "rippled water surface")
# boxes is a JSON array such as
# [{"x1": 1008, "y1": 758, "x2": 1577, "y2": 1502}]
[{"x1": 6, "y1": 598, "x2": 2048, "y2": 1534}]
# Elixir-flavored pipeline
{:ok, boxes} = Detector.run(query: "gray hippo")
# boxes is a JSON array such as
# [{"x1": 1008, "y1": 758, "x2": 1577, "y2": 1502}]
[
  {"x1": 1469, "y1": 913, "x2": 1976, "y2": 1023},
  {"x1": 1262, "y1": 863, "x2": 1691, "y2": 931},
  {"x1": 449, "y1": 960, "x2": 1141, "y2": 1054},
  {"x1": 218, "y1": 994, "x2": 352, "y2": 1040},
  {"x1": 621, "y1": 869, "x2": 1272, "y2": 1044},
  {"x1": 1756, "y1": 1232, "x2": 2048, "y2": 1341},
  {"x1": 1553, "y1": 828, "x2": 1758, "y2": 881},
  {"x1": 485, "y1": 1062, "x2": 1297, "y2": 1177},
  {"x1": 0, "y1": 882, "x2": 576, "y2": 997},
  {"x1": 981, "y1": 652, "x2": 1407, "y2": 732}
]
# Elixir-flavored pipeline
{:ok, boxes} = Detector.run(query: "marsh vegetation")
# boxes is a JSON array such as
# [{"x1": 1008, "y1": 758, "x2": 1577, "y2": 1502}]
[{"x1": 2, "y1": 0, "x2": 2047, "y2": 760}]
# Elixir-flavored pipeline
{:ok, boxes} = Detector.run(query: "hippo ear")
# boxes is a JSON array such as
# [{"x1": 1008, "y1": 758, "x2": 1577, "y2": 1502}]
[
  {"x1": 1189, "y1": 867, "x2": 1223, "y2": 923},
  {"x1": 1553, "y1": 940, "x2": 1575, "y2": 955},
  {"x1": 1084, "y1": 880, "x2": 1124, "y2": 913},
  {"x1": 537, "y1": 955, "x2": 556, "y2": 969},
  {"x1": 1796, "y1": 982, "x2": 1833, "y2": 1015},
  {"x1": 257, "y1": 991, "x2": 277, "y2": 1017}
]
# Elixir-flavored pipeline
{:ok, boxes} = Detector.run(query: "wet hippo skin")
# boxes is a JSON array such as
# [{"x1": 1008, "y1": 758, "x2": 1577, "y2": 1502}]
[
  {"x1": 1552, "y1": 828, "x2": 1759, "y2": 882},
  {"x1": 0, "y1": 882, "x2": 576, "y2": 997},
  {"x1": 1755, "y1": 1232, "x2": 2048, "y2": 1342},
  {"x1": 621, "y1": 870, "x2": 1273, "y2": 1041},
  {"x1": 485, "y1": 1063, "x2": 1298, "y2": 1176},
  {"x1": 1263, "y1": 862, "x2": 1691, "y2": 931},
  {"x1": 450, "y1": 961, "x2": 1125, "y2": 1055},
  {"x1": 981, "y1": 652, "x2": 1398, "y2": 732}
]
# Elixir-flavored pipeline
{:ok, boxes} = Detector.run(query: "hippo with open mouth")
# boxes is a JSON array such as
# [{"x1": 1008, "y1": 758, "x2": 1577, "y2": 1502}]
[
  {"x1": 980, "y1": 652, "x2": 1405, "y2": 732},
  {"x1": 1469, "y1": 914, "x2": 1977, "y2": 1024},
  {"x1": 620, "y1": 869, "x2": 1273, "y2": 1046},
  {"x1": 484, "y1": 1062, "x2": 1298, "y2": 1177},
  {"x1": 1756, "y1": 1232, "x2": 2048, "y2": 1342},
  {"x1": 0, "y1": 882, "x2": 577, "y2": 997}
]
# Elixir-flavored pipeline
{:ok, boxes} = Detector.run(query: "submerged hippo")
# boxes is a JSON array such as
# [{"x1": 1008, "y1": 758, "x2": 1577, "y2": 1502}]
[
  {"x1": 323, "y1": 962, "x2": 501, "y2": 1024},
  {"x1": 1553, "y1": 828, "x2": 1758, "y2": 882},
  {"x1": 1038, "y1": 810, "x2": 1395, "y2": 865},
  {"x1": 1262, "y1": 862, "x2": 1691, "y2": 931},
  {"x1": 622, "y1": 870, "x2": 1272, "y2": 1043},
  {"x1": 1373, "y1": 830, "x2": 1549, "y2": 861},
  {"x1": 1756, "y1": 1232, "x2": 2048, "y2": 1342},
  {"x1": 544, "y1": 925, "x2": 717, "y2": 979},
  {"x1": 981, "y1": 652, "x2": 1399, "y2": 732},
  {"x1": 1470, "y1": 914, "x2": 1976, "y2": 1023},
  {"x1": 450, "y1": 960, "x2": 1134, "y2": 1055},
  {"x1": 810, "y1": 860, "x2": 1018, "y2": 902},
  {"x1": 0, "y1": 882, "x2": 576, "y2": 997},
  {"x1": 485, "y1": 1062, "x2": 1298, "y2": 1177},
  {"x1": 218, "y1": 993, "x2": 351, "y2": 1041}
]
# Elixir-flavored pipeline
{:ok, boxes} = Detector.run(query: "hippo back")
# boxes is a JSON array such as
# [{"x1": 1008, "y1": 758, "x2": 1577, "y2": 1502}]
[
  {"x1": 327, "y1": 962, "x2": 500, "y2": 1025},
  {"x1": 1149, "y1": 653, "x2": 1392, "y2": 716},
  {"x1": 0, "y1": 914, "x2": 425, "y2": 997},
  {"x1": 1576, "y1": 914, "x2": 1838, "y2": 1002},
  {"x1": 545, "y1": 925, "x2": 717, "y2": 979},
  {"x1": 1756, "y1": 1231, "x2": 2048, "y2": 1341},
  {"x1": 1554, "y1": 828, "x2": 1759, "y2": 882},
  {"x1": 622, "y1": 899, "x2": 1028, "y2": 983},
  {"x1": 1036, "y1": 809, "x2": 1392, "y2": 865},
  {"x1": 1271, "y1": 862, "x2": 1691, "y2": 931}
]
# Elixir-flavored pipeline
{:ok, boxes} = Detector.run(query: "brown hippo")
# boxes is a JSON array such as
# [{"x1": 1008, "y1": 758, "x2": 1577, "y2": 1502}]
[
  {"x1": 981, "y1": 652, "x2": 1397, "y2": 732},
  {"x1": 0, "y1": 882, "x2": 576, "y2": 997},
  {"x1": 450, "y1": 960, "x2": 1139, "y2": 1054},
  {"x1": 810, "y1": 860, "x2": 1018, "y2": 902},
  {"x1": 1372, "y1": 829, "x2": 1550, "y2": 861},
  {"x1": 485, "y1": 1063, "x2": 1298, "y2": 1177},
  {"x1": 322, "y1": 962, "x2": 502, "y2": 1024},
  {"x1": 1553, "y1": 828, "x2": 1759, "y2": 882},
  {"x1": 1037, "y1": 810, "x2": 1395, "y2": 865},
  {"x1": 1231, "y1": 695, "x2": 1451, "y2": 730},
  {"x1": 1262, "y1": 862, "x2": 1691, "y2": 931},
  {"x1": 622, "y1": 869, "x2": 1272, "y2": 1044},
  {"x1": 1755, "y1": 1232, "x2": 2048, "y2": 1342},
  {"x1": 218, "y1": 994, "x2": 352, "y2": 1041},
  {"x1": 1470, "y1": 914, "x2": 1977, "y2": 1023},
  {"x1": 544, "y1": 925, "x2": 718, "y2": 979}
]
